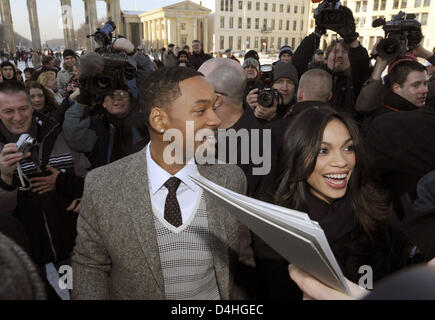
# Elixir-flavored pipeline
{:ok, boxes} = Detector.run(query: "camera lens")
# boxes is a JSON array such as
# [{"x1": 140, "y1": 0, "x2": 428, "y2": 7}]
[
  {"x1": 96, "y1": 77, "x2": 111, "y2": 89},
  {"x1": 258, "y1": 92, "x2": 274, "y2": 107}
]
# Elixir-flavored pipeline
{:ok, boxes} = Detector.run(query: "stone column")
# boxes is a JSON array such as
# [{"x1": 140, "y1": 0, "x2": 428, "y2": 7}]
[
  {"x1": 159, "y1": 18, "x2": 164, "y2": 48},
  {"x1": 151, "y1": 20, "x2": 156, "y2": 49},
  {"x1": 164, "y1": 18, "x2": 169, "y2": 48},
  {"x1": 192, "y1": 17, "x2": 198, "y2": 42},
  {"x1": 147, "y1": 21, "x2": 151, "y2": 49},
  {"x1": 106, "y1": 0, "x2": 122, "y2": 35},
  {"x1": 60, "y1": 0, "x2": 76, "y2": 50},
  {"x1": 0, "y1": 0, "x2": 16, "y2": 54},
  {"x1": 26, "y1": 0, "x2": 41, "y2": 50},
  {"x1": 176, "y1": 17, "x2": 180, "y2": 47},
  {"x1": 203, "y1": 17, "x2": 208, "y2": 53},
  {"x1": 84, "y1": 0, "x2": 98, "y2": 50}
]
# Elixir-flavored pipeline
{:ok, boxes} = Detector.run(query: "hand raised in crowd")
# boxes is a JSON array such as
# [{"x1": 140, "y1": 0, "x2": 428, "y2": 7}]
[
  {"x1": 254, "y1": 104, "x2": 277, "y2": 122},
  {"x1": 288, "y1": 264, "x2": 368, "y2": 300},
  {"x1": 370, "y1": 39, "x2": 388, "y2": 80},
  {"x1": 113, "y1": 37, "x2": 137, "y2": 57},
  {"x1": 246, "y1": 88, "x2": 259, "y2": 110},
  {"x1": 412, "y1": 44, "x2": 434, "y2": 60},
  {"x1": 67, "y1": 199, "x2": 81, "y2": 214},
  {"x1": 0, "y1": 143, "x2": 30, "y2": 185},
  {"x1": 30, "y1": 165, "x2": 60, "y2": 194},
  {"x1": 69, "y1": 87, "x2": 80, "y2": 102}
]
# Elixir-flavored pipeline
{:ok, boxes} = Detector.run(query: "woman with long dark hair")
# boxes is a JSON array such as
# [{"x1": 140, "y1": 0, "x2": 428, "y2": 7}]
[
  {"x1": 25, "y1": 81, "x2": 59, "y2": 117},
  {"x1": 275, "y1": 106, "x2": 421, "y2": 283}
]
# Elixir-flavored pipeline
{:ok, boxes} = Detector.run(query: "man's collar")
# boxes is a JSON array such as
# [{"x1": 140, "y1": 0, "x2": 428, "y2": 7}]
[{"x1": 146, "y1": 142, "x2": 198, "y2": 195}]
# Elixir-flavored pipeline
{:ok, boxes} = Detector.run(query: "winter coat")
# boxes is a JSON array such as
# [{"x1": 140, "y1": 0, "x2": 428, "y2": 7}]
[
  {"x1": 188, "y1": 50, "x2": 212, "y2": 71},
  {"x1": 0, "y1": 112, "x2": 90, "y2": 266}
]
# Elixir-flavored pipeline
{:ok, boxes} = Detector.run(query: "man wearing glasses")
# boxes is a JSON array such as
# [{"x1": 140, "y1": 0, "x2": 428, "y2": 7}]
[{"x1": 62, "y1": 86, "x2": 149, "y2": 169}]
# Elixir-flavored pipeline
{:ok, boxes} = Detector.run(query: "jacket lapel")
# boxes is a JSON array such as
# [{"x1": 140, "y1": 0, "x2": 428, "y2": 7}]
[
  {"x1": 122, "y1": 148, "x2": 165, "y2": 295},
  {"x1": 198, "y1": 165, "x2": 231, "y2": 300}
]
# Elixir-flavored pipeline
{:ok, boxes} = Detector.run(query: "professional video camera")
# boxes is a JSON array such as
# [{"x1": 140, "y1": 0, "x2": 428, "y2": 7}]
[
  {"x1": 82, "y1": 20, "x2": 137, "y2": 96},
  {"x1": 313, "y1": 0, "x2": 344, "y2": 30},
  {"x1": 373, "y1": 11, "x2": 422, "y2": 61}
]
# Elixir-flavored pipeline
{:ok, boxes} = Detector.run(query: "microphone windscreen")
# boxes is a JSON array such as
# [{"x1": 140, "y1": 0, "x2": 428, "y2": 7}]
[
  {"x1": 80, "y1": 52, "x2": 105, "y2": 77},
  {"x1": 372, "y1": 18, "x2": 385, "y2": 28}
]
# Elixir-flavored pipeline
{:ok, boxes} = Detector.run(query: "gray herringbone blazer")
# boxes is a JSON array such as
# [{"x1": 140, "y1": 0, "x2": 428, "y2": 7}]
[{"x1": 71, "y1": 147, "x2": 254, "y2": 300}]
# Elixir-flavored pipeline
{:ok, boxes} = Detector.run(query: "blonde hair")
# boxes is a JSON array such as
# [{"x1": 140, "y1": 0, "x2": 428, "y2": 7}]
[{"x1": 37, "y1": 71, "x2": 56, "y2": 87}]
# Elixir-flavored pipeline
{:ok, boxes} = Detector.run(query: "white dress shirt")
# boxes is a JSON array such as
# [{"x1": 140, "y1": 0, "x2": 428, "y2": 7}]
[{"x1": 146, "y1": 143, "x2": 201, "y2": 226}]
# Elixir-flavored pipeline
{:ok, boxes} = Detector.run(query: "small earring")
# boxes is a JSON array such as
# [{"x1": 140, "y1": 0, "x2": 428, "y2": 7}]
[{"x1": 160, "y1": 128, "x2": 165, "y2": 133}]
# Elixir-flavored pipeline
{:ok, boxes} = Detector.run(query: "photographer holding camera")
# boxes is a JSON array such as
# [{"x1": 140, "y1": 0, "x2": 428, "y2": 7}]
[
  {"x1": 355, "y1": 43, "x2": 434, "y2": 123},
  {"x1": 289, "y1": 1, "x2": 371, "y2": 119},
  {"x1": 0, "y1": 81, "x2": 90, "y2": 297},
  {"x1": 246, "y1": 61, "x2": 298, "y2": 122},
  {"x1": 62, "y1": 36, "x2": 154, "y2": 169}
]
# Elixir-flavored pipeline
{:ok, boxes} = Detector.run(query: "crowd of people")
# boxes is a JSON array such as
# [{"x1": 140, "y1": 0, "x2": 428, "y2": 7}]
[{"x1": 1, "y1": 4, "x2": 435, "y2": 301}]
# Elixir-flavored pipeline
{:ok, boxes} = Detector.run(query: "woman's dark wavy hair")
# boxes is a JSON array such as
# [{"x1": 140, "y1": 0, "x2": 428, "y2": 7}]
[
  {"x1": 275, "y1": 106, "x2": 390, "y2": 241},
  {"x1": 25, "y1": 81, "x2": 58, "y2": 115}
]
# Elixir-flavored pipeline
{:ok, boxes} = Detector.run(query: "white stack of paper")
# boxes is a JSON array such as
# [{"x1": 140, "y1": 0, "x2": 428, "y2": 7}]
[{"x1": 190, "y1": 173, "x2": 351, "y2": 295}]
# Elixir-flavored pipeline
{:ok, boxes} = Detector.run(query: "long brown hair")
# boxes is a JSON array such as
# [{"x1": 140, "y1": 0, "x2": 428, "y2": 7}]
[
  {"x1": 275, "y1": 106, "x2": 390, "y2": 241},
  {"x1": 25, "y1": 81, "x2": 58, "y2": 115}
]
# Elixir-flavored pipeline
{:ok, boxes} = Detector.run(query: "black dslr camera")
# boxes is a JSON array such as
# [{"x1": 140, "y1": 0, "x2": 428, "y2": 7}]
[
  {"x1": 314, "y1": 0, "x2": 344, "y2": 30},
  {"x1": 84, "y1": 21, "x2": 137, "y2": 96},
  {"x1": 373, "y1": 11, "x2": 422, "y2": 61},
  {"x1": 257, "y1": 88, "x2": 280, "y2": 108}
]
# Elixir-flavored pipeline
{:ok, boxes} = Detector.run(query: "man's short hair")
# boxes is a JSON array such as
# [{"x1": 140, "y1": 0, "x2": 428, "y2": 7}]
[
  {"x1": 138, "y1": 67, "x2": 203, "y2": 126},
  {"x1": 200, "y1": 58, "x2": 246, "y2": 105},
  {"x1": 42, "y1": 55, "x2": 54, "y2": 66},
  {"x1": 23, "y1": 67, "x2": 35, "y2": 74},
  {"x1": 192, "y1": 40, "x2": 201, "y2": 45},
  {"x1": 389, "y1": 60, "x2": 427, "y2": 87},
  {"x1": 299, "y1": 69, "x2": 332, "y2": 102},
  {"x1": 0, "y1": 81, "x2": 27, "y2": 96},
  {"x1": 325, "y1": 39, "x2": 349, "y2": 59}
]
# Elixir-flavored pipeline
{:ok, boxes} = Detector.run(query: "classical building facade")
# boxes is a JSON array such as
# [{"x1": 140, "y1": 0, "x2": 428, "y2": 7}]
[
  {"x1": 0, "y1": 0, "x2": 122, "y2": 52},
  {"x1": 123, "y1": 1, "x2": 211, "y2": 51},
  {"x1": 308, "y1": 0, "x2": 435, "y2": 52},
  {"x1": 212, "y1": 0, "x2": 312, "y2": 53}
]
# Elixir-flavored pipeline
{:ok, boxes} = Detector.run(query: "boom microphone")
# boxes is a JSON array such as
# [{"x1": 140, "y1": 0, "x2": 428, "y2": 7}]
[{"x1": 80, "y1": 52, "x2": 105, "y2": 77}]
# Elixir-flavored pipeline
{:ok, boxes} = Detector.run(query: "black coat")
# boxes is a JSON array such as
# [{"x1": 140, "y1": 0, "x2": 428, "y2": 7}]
[
  {"x1": 366, "y1": 106, "x2": 435, "y2": 217},
  {"x1": 0, "y1": 113, "x2": 82, "y2": 266},
  {"x1": 188, "y1": 50, "x2": 212, "y2": 71},
  {"x1": 306, "y1": 193, "x2": 414, "y2": 283}
]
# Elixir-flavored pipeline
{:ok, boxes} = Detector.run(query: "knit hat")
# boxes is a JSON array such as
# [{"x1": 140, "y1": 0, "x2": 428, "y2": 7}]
[
  {"x1": 279, "y1": 45, "x2": 294, "y2": 58},
  {"x1": 242, "y1": 58, "x2": 260, "y2": 72},
  {"x1": 63, "y1": 49, "x2": 77, "y2": 59},
  {"x1": 387, "y1": 52, "x2": 417, "y2": 74},
  {"x1": 273, "y1": 61, "x2": 299, "y2": 87},
  {"x1": 244, "y1": 50, "x2": 260, "y2": 62}
]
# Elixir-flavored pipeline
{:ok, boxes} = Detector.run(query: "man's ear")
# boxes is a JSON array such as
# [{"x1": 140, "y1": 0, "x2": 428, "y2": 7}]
[
  {"x1": 214, "y1": 94, "x2": 225, "y2": 108},
  {"x1": 392, "y1": 83, "x2": 401, "y2": 95},
  {"x1": 328, "y1": 92, "x2": 333, "y2": 102},
  {"x1": 297, "y1": 88, "x2": 304, "y2": 102},
  {"x1": 149, "y1": 107, "x2": 168, "y2": 134}
]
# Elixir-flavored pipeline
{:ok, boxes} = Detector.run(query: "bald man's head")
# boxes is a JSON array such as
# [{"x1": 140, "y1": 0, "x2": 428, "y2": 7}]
[
  {"x1": 297, "y1": 69, "x2": 333, "y2": 102},
  {"x1": 199, "y1": 58, "x2": 246, "y2": 105}
]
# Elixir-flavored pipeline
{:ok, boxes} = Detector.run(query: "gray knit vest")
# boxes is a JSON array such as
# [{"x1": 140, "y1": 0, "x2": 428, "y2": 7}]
[{"x1": 153, "y1": 193, "x2": 221, "y2": 300}]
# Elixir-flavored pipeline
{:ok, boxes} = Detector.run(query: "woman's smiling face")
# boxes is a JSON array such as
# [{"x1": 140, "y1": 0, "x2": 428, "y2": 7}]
[{"x1": 307, "y1": 118, "x2": 356, "y2": 204}]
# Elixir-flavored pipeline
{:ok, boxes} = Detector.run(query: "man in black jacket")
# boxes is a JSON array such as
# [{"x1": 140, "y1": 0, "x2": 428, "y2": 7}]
[
  {"x1": 62, "y1": 38, "x2": 154, "y2": 169},
  {"x1": 0, "y1": 81, "x2": 90, "y2": 297},
  {"x1": 188, "y1": 40, "x2": 212, "y2": 71},
  {"x1": 366, "y1": 104, "x2": 435, "y2": 219},
  {"x1": 356, "y1": 43, "x2": 434, "y2": 123}
]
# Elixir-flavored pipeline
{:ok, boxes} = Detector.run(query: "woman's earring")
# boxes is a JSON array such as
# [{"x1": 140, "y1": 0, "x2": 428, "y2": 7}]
[{"x1": 160, "y1": 128, "x2": 165, "y2": 133}]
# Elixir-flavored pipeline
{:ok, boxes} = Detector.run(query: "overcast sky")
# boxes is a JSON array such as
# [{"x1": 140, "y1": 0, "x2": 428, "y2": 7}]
[{"x1": 6, "y1": 0, "x2": 215, "y2": 42}]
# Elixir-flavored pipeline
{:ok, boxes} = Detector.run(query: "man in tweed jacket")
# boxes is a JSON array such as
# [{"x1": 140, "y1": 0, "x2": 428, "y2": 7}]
[{"x1": 71, "y1": 67, "x2": 255, "y2": 300}]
